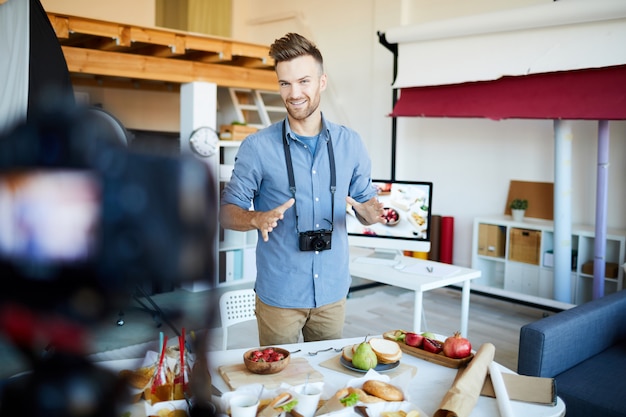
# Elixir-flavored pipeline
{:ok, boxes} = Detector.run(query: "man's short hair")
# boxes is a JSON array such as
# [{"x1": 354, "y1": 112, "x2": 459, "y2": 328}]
[{"x1": 269, "y1": 33, "x2": 324, "y2": 72}]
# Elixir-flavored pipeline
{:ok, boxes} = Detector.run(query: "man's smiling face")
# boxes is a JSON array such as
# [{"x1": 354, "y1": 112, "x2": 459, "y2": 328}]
[{"x1": 276, "y1": 55, "x2": 327, "y2": 122}]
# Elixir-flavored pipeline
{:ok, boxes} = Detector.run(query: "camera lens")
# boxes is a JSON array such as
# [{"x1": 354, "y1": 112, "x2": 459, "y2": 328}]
[{"x1": 312, "y1": 237, "x2": 326, "y2": 251}]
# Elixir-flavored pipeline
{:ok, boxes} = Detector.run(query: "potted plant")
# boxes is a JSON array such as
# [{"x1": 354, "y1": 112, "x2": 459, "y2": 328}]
[{"x1": 510, "y1": 199, "x2": 528, "y2": 222}]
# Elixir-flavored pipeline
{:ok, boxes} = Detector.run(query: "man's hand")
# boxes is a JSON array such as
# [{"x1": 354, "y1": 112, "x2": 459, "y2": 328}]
[
  {"x1": 252, "y1": 199, "x2": 295, "y2": 241},
  {"x1": 346, "y1": 196, "x2": 386, "y2": 226}
]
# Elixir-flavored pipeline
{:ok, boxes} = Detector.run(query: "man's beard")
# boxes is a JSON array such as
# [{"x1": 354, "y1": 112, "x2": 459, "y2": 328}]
[{"x1": 286, "y1": 96, "x2": 320, "y2": 121}]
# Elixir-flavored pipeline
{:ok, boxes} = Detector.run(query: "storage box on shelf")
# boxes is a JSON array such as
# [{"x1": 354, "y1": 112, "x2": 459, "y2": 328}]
[
  {"x1": 508, "y1": 228, "x2": 541, "y2": 265},
  {"x1": 477, "y1": 223, "x2": 506, "y2": 257},
  {"x1": 219, "y1": 124, "x2": 258, "y2": 141},
  {"x1": 217, "y1": 140, "x2": 257, "y2": 287},
  {"x1": 471, "y1": 215, "x2": 626, "y2": 308}
]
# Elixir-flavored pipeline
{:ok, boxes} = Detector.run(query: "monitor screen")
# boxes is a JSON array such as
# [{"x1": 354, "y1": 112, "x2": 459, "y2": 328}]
[
  {"x1": 347, "y1": 180, "x2": 432, "y2": 263},
  {"x1": 0, "y1": 170, "x2": 100, "y2": 265}
]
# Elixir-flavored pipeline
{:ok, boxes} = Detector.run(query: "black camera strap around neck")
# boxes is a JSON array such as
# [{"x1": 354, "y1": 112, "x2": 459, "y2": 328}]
[{"x1": 282, "y1": 120, "x2": 336, "y2": 233}]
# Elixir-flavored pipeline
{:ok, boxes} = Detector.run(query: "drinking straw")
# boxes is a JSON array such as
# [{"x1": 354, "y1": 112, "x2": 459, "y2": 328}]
[
  {"x1": 153, "y1": 335, "x2": 169, "y2": 390},
  {"x1": 179, "y1": 328, "x2": 186, "y2": 387}
]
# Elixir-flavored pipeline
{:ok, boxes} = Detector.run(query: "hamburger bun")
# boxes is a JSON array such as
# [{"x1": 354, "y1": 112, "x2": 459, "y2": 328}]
[{"x1": 362, "y1": 380, "x2": 404, "y2": 402}]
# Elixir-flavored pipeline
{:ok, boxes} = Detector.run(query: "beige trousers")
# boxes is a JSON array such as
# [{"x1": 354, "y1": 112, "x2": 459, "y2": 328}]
[{"x1": 255, "y1": 295, "x2": 346, "y2": 346}]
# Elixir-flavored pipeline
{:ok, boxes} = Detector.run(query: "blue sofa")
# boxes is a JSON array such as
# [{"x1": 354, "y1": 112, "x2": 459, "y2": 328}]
[{"x1": 518, "y1": 289, "x2": 626, "y2": 417}]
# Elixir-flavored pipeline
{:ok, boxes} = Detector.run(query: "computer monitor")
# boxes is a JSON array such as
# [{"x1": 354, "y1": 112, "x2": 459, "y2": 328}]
[{"x1": 347, "y1": 180, "x2": 433, "y2": 264}]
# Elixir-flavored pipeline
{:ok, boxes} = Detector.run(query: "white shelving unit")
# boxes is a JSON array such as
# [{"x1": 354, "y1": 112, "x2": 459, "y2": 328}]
[
  {"x1": 217, "y1": 140, "x2": 258, "y2": 287},
  {"x1": 178, "y1": 84, "x2": 256, "y2": 291},
  {"x1": 213, "y1": 87, "x2": 284, "y2": 288},
  {"x1": 471, "y1": 215, "x2": 625, "y2": 309}
]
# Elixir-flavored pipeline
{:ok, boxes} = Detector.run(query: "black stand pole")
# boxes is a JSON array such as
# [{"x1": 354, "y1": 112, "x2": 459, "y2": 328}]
[{"x1": 117, "y1": 285, "x2": 181, "y2": 338}]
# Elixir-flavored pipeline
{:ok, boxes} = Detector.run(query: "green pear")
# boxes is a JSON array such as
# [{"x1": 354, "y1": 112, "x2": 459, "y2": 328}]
[{"x1": 351, "y1": 341, "x2": 378, "y2": 371}]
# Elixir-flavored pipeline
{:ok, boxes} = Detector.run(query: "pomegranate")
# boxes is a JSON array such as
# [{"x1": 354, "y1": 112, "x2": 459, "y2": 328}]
[
  {"x1": 422, "y1": 338, "x2": 443, "y2": 354},
  {"x1": 443, "y1": 332, "x2": 472, "y2": 359}
]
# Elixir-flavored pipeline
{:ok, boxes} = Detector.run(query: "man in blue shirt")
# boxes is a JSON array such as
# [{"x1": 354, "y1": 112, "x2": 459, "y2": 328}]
[{"x1": 220, "y1": 33, "x2": 385, "y2": 345}]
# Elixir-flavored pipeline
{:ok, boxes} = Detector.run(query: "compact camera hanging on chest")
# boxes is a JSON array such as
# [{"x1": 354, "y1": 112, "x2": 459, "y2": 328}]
[
  {"x1": 282, "y1": 121, "x2": 336, "y2": 252},
  {"x1": 299, "y1": 229, "x2": 332, "y2": 251}
]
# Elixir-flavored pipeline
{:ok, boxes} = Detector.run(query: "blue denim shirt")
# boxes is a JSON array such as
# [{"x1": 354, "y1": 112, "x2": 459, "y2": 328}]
[{"x1": 221, "y1": 116, "x2": 377, "y2": 308}]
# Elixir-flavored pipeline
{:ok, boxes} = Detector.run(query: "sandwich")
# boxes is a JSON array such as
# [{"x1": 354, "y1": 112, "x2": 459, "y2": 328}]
[
  {"x1": 314, "y1": 388, "x2": 359, "y2": 416},
  {"x1": 258, "y1": 392, "x2": 298, "y2": 417},
  {"x1": 314, "y1": 381, "x2": 405, "y2": 417}
]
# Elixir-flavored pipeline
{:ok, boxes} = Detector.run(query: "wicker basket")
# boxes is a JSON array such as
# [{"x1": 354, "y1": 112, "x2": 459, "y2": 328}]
[{"x1": 508, "y1": 228, "x2": 541, "y2": 265}]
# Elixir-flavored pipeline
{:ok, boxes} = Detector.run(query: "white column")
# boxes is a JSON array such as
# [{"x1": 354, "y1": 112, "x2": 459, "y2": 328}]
[
  {"x1": 180, "y1": 82, "x2": 217, "y2": 150},
  {"x1": 180, "y1": 82, "x2": 218, "y2": 174},
  {"x1": 553, "y1": 120, "x2": 573, "y2": 303},
  {"x1": 180, "y1": 82, "x2": 218, "y2": 292}
]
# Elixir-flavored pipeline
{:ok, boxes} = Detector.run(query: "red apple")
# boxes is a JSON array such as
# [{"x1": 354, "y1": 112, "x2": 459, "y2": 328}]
[{"x1": 404, "y1": 332, "x2": 424, "y2": 348}]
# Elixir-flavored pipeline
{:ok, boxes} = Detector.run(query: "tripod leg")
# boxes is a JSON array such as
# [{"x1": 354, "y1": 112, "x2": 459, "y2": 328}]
[
  {"x1": 133, "y1": 285, "x2": 180, "y2": 337},
  {"x1": 132, "y1": 295, "x2": 162, "y2": 328}
]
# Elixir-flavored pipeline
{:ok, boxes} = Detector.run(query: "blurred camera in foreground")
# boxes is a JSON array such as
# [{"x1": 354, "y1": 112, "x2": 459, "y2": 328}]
[
  {"x1": 0, "y1": 103, "x2": 216, "y2": 327},
  {"x1": 0, "y1": 101, "x2": 218, "y2": 416}
]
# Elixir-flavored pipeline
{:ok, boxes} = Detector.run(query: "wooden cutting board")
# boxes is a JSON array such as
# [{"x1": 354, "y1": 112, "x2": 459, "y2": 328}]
[{"x1": 219, "y1": 357, "x2": 324, "y2": 390}]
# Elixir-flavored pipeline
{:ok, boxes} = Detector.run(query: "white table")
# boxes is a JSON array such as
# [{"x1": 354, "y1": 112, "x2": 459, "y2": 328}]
[
  {"x1": 349, "y1": 247, "x2": 481, "y2": 337},
  {"x1": 207, "y1": 337, "x2": 566, "y2": 417}
]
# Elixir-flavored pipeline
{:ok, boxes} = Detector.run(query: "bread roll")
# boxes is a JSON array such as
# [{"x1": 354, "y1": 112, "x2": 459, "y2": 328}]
[{"x1": 362, "y1": 380, "x2": 404, "y2": 402}]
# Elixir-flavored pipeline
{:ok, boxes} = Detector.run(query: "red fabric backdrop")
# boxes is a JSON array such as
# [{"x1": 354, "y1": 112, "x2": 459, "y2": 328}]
[{"x1": 391, "y1": 65, "x2": 626, "y2": 121}]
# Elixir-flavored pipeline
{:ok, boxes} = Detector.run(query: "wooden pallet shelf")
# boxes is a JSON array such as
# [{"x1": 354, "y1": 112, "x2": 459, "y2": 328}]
[{"x1": 47, "y1": 11, "x2": 278, "y2": 92}]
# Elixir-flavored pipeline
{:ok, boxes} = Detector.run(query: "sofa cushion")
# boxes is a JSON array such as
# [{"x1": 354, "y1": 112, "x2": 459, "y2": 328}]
[
  {"x1": 555, "y1": 340, "x2": 626, "y2": 417},
  {"x1": 518, "y1": 290, "x2": 626, "y2": 377}
]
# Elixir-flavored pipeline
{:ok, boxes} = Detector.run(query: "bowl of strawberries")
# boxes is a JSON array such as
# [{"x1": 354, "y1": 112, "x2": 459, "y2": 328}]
[
  {"x1": 243, "y1": 347, "x2": 291, "y2": 374},
  {"x1": 382, "y1": 207, "x2": 400, "y2": 226}
]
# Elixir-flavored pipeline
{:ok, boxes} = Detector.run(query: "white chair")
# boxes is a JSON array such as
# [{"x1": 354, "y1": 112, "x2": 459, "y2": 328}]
[{"x1": 219, "y1": 288, "x2": 257, "y2": 350}]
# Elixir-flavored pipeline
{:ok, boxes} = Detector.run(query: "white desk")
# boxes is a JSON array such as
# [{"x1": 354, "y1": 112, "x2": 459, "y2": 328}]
[
  {"x1": 207, "y1": 337, "x2": 566, "y2": 417},
  {"x1": 349, "y1": 247, "x2": 481, "y2": 337}
]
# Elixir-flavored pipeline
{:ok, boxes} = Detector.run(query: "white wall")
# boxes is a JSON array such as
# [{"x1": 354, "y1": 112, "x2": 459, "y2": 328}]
[
  {"x1": 232, "y1": 0, "x2": 626, "y2": 267},
  {"x1": 403, "y1": 0, "x2": 548, "y2": 23}
]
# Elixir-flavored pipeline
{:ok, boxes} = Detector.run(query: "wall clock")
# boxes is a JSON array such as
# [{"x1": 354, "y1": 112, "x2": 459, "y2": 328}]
[{"x1": 188, "y1": 126, "x2": 219, "y2": 157}]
